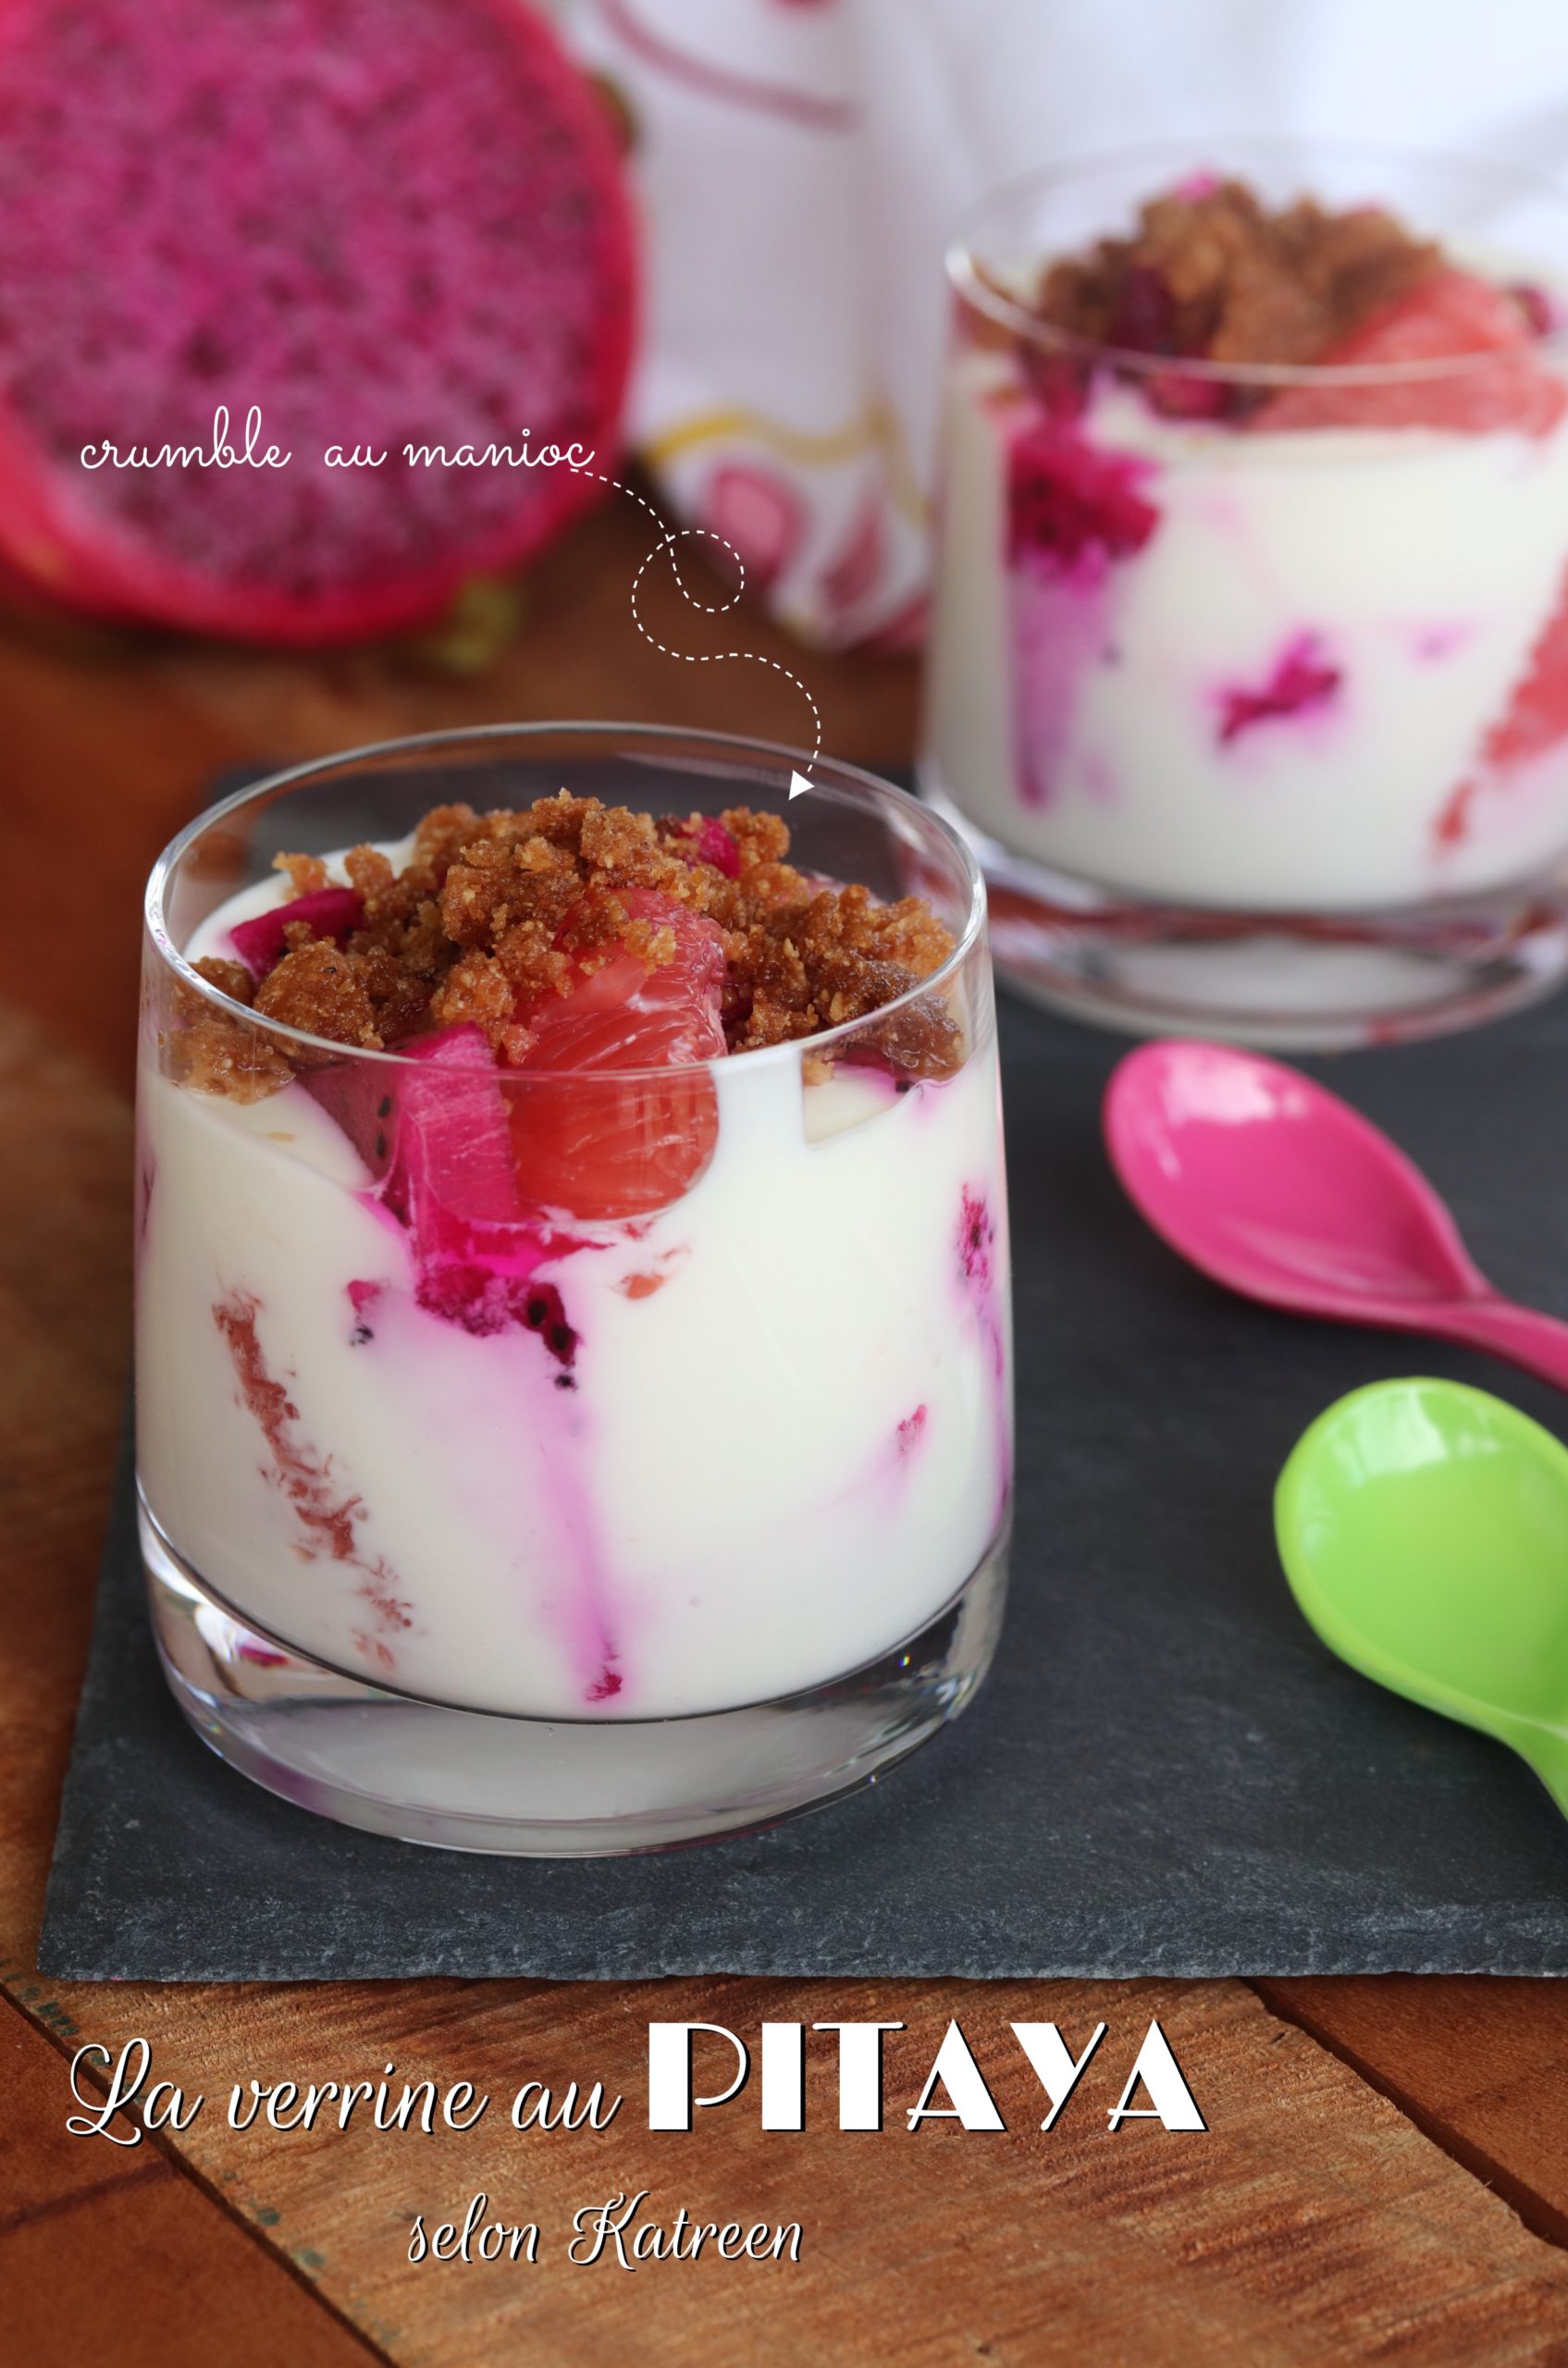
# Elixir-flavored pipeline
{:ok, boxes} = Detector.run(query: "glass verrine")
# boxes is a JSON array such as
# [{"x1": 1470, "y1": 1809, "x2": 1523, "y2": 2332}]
[
  {"x1": 137, "y1": 723, "x2": 1012, "y2": 1854},
  {"x1": 921, "y1": 140, "x2": 1568, "y2": 1047}
]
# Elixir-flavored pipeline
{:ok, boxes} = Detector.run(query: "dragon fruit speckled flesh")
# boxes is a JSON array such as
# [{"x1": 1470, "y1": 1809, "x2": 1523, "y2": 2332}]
[{"x1": 0, "y1": 0, "x2": 635, "y2": 643}]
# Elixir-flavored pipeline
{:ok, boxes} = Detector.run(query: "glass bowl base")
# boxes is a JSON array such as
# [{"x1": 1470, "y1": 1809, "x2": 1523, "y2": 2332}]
[
  {"x1": 921, "y1": 787, "x2": 1568, "y2": 1051},
  {"x1": 141, "y1": 1496, "x2": 1009, "y2": 1856}
]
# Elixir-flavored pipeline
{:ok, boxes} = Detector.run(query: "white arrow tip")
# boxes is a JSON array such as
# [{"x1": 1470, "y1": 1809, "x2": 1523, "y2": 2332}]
[{"x1": 788, "y1": 769, "x2": 813, "y2": 801}]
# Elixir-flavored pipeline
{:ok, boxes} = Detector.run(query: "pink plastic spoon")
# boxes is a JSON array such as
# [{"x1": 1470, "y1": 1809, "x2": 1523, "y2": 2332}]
[{"x1": 1104, "y1": 1038, "x2": 1568, "y2": 1387}]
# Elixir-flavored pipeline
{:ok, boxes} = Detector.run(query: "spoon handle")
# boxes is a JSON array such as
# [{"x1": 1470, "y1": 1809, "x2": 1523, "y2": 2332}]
[{"x1": 1435, "y1": 1296, "x2": 1568, "y2": 1392}]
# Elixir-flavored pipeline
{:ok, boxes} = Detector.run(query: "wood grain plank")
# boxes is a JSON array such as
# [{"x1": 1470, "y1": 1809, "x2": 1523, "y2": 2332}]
[
  {"x1": 0, "y1": 1006, "x2": 391, "y2": 2355},
  {"x1": 0, "y1": 1990, "x2": 148, "y2": 2221},
  {"x1": 1258, "y1": 1977, "x2": 1568, "y2": 2251},
  {"x1": 0, "y1": 1010, "x2": 132, "y2": 1968},
  {"x1": 6, "y1": 1971, "x2": 1568, "y2": 2368},
  {"x1": 0, "y1": 1994, "x2": 389, "y2": 2368}
]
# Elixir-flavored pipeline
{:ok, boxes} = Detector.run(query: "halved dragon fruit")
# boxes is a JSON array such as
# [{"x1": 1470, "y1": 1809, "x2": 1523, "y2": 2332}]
[{"x1": 0, "y1": 0, "x2": 636, "y2": 644}]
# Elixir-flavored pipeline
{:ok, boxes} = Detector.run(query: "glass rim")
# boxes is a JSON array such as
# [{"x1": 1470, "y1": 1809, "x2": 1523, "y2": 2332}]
[
  {"x1": 144, "y1": 719, "x2": 989, "y2": 1080},
  {"x1": 946, "y1": 134, "x2": 1568, "y2": 389}
]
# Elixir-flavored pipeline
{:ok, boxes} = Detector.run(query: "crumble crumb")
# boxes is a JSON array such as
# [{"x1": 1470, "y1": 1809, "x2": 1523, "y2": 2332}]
[
  {"x1": 193, "y1": 956, "x2": 254, "y2": 1005},
  {"x1": 1036, "y1": 178, "x2": 1442, "y2": 369},
  {"x1": 171, "y1": 964, "x2": 292, "y2": 1101},
  {"x1": 275, "y1": 850, "x2": 330, "y2": 895},
  {"x1": 175, "y1": 794, "x2": 962, "y2": 1094},
  {"x1": 254, "y1": 939, "x2": 384, "y2": 1052}
]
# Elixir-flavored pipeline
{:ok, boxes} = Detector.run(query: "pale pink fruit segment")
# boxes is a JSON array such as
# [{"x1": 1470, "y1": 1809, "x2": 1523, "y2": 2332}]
[
  {"x1": 1256, "y1": 269, "x2": 1566, "y2": 435},
  {"x1": 510, "y1": 890, "x2": 727, "y2": 1224}
]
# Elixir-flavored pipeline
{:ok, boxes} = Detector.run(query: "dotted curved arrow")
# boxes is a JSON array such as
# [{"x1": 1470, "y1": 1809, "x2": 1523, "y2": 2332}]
[{"x1": 574, "y1": 466, "x2": 821, "y2": 796}]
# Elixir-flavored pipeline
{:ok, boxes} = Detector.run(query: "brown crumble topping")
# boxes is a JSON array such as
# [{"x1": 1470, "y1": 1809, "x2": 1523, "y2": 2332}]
[
  {"x1": 193, "y1": 955, "x2": 254, "y2": 1005},
  {"x1": 171, "y1": 795, "x2": 961, "y2": 1096},
  {"x1": 1036, "y1": 178, "x2": 1442, "y2": 368},
  {"x1": 172, "y1": 958, "x2": 291, "y2": 1102},
  {"x1": 255, "y1": 939, "x2": 384, "y2": 1053},
  {"x1": 276, "y1": 850, "x2": 330, "y2": 895}
]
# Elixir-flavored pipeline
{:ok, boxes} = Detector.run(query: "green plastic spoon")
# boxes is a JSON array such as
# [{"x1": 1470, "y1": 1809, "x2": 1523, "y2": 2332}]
[{"x1": 1275, "y1": 1377, "x2": 1568, "y2": 1817}]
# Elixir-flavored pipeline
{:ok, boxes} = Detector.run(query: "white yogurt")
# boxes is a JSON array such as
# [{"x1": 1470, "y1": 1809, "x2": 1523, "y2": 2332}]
[
  {"x1": 924, "y1": 350, "x2": 1568, "y2": 909},
  {"x1": 136, "y1": 871, "x2": 1011, "y2": 1720}
]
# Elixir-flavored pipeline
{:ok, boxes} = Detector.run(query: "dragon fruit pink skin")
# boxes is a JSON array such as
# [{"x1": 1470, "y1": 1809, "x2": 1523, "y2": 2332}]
[{"x1": 0, "y1": 0, "x2": 636, "y2": 645}]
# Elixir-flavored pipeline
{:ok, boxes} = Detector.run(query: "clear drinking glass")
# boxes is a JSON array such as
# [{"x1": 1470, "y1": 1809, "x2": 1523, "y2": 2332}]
[
  {"x1": 921, "y1": 140, "x2": 1568, "y2": 1046},
  {"x1": 137, "y1": 722, "x2": 1012, "y2": 1854}
]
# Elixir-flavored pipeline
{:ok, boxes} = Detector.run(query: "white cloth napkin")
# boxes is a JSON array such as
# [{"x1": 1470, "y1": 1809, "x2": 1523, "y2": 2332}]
[{"x1": 563, "y1": 0, "x2": 1568, "y2": 647}]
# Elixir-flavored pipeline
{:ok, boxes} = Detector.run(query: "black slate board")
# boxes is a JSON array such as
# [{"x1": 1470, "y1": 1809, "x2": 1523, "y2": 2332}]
[{"x1": 41, "y1": 979, "x2": 1568, "y2": 1980}]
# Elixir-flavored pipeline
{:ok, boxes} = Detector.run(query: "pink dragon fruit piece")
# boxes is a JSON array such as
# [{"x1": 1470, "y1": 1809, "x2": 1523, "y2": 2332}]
[
  {"x1": 1006, "y1": 420, "x2": 1160, "y2": 570},
  {"x1": 693, "y1": 818, "x2": 741, "y2": 879},
  {"x1": 382, "y1": 1028, "x2": 526, "y2": 1240},
  {"x1": 308, "y1": 1027, "x2": 588, "y2": 1338},
  {"x1": 1218, "y1": 634, "x2": 1342, "y2": 746},
  {"x1": 0, "y1": 0, "x2": 636, "y2": 646},
  {"x1": 300, "y1": 1060, "x2": 401, "y2": 1183},
  {"x1": 1107, "y1": 265, "x2": 1179, "y2": 356},
  {"x1": 665, "y1": 814, "x2": 740, "y2": 879},
  {"x1": 390, "y1": 1035, "x2": 593, "y2": 1338},
  {"x1": 229, "y1": 888, "x2": 365, "y2": 980},
  {"x1": 1005, "y1": 411, "x2": 1158, "y2": 808}
]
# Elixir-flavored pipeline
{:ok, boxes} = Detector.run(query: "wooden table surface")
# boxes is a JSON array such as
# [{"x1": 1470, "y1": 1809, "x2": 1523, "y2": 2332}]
[{"x1": 6, "y1": 501, "x2": 1568, "y2": 2364}]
